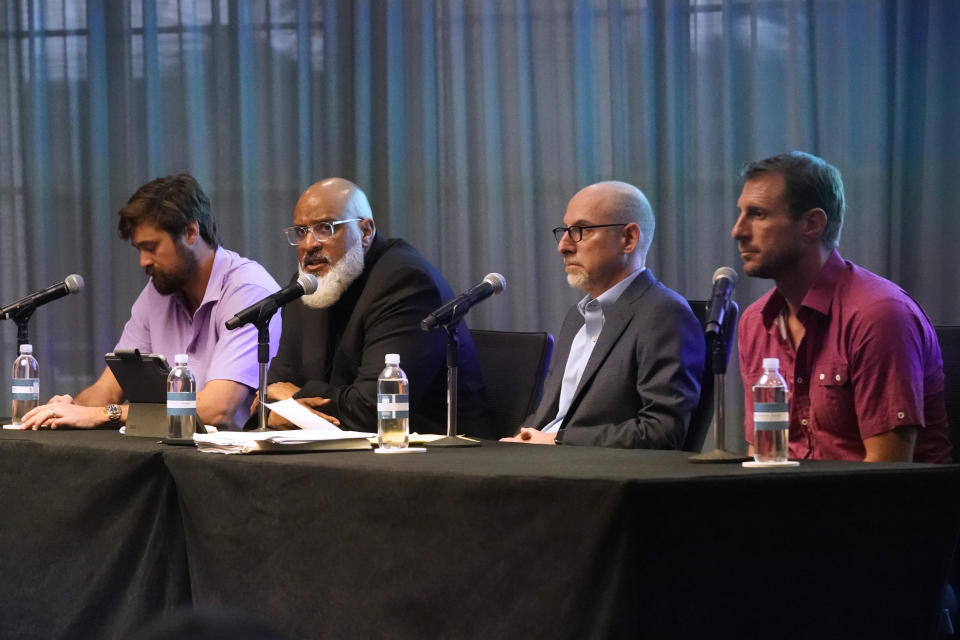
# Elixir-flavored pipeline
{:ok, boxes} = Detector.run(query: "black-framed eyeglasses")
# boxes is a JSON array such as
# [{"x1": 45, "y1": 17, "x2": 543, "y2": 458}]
[
  {"x1": 552, "y1": 223, "x2": 627, "y2": 243},
  {"x1": 283, "y1": 218, "x2": 363, "y2": 246}
]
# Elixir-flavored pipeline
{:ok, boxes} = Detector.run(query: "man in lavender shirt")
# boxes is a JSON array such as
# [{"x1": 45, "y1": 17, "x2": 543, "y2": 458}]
[
  {"x1": 733, "y1": 151, "x2": 951, "y2": 463},
  {"x1": 20, "y1": 174, "x2": 281, "y2": 431}
]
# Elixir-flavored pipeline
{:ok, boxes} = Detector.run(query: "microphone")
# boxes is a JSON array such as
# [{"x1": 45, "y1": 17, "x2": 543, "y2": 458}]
[
  {"x1": 0, "y1": 274, "x2": 85, "y2": 320},
  {"x1": 421, "y1": 273, "x2": 506, "y2": 331},
  {"x1": 225, "y1": 273, "x2": 318, "y2": 330},
  {"x1": 704, "y1": 267, "x2": 738, "y2": 336}
]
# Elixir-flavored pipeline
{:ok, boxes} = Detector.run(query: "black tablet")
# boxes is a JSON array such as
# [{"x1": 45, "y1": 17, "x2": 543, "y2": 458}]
[{"x1": 105, "y1": 349, "x2": 170, "y2": 404}]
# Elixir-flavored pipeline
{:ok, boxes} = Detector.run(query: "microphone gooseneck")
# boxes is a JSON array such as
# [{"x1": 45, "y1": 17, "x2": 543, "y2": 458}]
[
  {"x1": 704, "y1": 266, "x2": 737, "y2": 337},
  {"x1": 420, "y1": 273, "x2": 506, "y2": 331},
  {"x1": 0, "y1": 274, "x2": 85, "y2": 321},
  {"x1": 225, "y1": 273, "x2": 319, "y2": 330}
]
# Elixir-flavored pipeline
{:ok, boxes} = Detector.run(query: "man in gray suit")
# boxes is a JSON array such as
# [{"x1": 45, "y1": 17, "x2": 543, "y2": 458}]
[{"x1": 501, "y1": 181, "x2": 704, "y2": 448}]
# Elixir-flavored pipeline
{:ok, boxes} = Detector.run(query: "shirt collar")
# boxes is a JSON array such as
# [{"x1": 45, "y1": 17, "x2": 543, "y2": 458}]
[
  {"x1": 577, "y1": 267, "x2": 645, "y2": 317},
  {"x1": 799, "y1": 249, "x2": 846, "y2": 316},
  {"x1": 170, "y1": 246, "x2": 226, "y2": 316},
  {"x1": 759, "y1": 249, "x2": 846, "y2": 326}
]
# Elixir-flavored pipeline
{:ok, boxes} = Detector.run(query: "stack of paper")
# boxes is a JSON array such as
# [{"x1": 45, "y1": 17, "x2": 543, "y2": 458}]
[{"x1": 194, "y1": 429, "x2": 374, "y2": 454}]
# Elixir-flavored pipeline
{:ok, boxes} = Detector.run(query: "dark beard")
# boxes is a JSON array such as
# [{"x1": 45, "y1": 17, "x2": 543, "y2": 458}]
[{"x1": 148, "y1": 240, "x2": 197, "y2": 295}]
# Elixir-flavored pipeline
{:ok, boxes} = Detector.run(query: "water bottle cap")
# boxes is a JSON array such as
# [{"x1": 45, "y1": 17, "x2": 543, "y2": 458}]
[
  {"x1": 385, "y1": 353, "x2": 400, "y2": 365},
  {"x1": 175, "y1": 354, "x2": 189, "y2": 365},
  {"x1": 762, "y1": 357, "x2": 780, "y2": 370},
  {"x1": 19, "y1": 344, "x2": 32, "y2": 354}
]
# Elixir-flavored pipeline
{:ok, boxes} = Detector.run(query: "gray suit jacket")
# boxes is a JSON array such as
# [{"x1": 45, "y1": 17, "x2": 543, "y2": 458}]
[{"x1": 524, "y1": 269, "x2": 705, "y2": 448}]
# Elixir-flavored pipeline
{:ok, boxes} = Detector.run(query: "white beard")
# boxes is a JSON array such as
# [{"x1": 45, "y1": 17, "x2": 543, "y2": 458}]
[
  {"x1": 566, "y1": 272, "x2": 588, "y2": 291},
  {"x1": 567, "y1": 267, "x2": 601, "y2": 292},
  {"x1": 299, "y1": 239, "x2": 365, "y2": 309}
]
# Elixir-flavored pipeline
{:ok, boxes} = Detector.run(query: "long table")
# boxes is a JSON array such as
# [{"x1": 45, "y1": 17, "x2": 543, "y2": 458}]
[{"x1": 1, "y1": 429, "x2": 958, "y2": 639}]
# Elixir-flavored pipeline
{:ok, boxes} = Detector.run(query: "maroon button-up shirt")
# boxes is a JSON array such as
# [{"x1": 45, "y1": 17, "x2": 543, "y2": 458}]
[{"x1": 738, "y1": 251, "x2": 952, "y2": 463}]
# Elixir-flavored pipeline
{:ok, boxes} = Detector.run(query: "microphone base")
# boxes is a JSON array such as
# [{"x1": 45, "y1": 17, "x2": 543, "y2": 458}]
[
  {"x1": 688, "y1": 448, "x2": 752, "y2": 464},
  {"x1": 424, "y1": 435, "x2": 481, "y2": 448}
]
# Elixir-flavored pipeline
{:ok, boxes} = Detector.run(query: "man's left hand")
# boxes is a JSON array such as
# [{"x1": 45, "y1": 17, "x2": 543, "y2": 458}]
[
  {"x1": 297, "y1": 397, "x2": 340, "y2": 427},
  {"x1": 251, "y1": 381, "x2": 303, "y2": 414},
  {"x1": 500, "y1": 427, "x2": 557, "y2": 445},
  {"x1": 266, "y1": 382, "x2": 301, "y2": 402}
]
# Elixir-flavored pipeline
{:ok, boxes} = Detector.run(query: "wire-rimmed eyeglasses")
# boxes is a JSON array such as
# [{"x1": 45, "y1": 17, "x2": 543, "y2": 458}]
[
  {"x1": 552, "y1": 223, "x2": 627, "y2": 243},
  {"x1": 283, "y1": 218, "x2": 363, "y2": 246}
]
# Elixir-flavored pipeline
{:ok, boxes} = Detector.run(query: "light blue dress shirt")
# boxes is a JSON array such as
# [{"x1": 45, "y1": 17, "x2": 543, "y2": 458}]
[{"x1": 541, "y1": 268, "x2": 645, "y2": 434}]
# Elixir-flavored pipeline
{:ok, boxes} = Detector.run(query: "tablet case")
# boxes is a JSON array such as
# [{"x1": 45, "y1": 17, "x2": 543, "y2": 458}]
[{"x1": 105, "y1": 349, "x2": 170, "y2": 438}]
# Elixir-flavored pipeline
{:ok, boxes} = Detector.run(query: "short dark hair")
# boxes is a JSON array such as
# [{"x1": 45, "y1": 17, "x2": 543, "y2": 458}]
[
  {"x1": 117, "y1": 174, "x2": 219, "y2": 247},
  {"x1": 740, "y1": 151, "x2": 845, "y2": 248}
]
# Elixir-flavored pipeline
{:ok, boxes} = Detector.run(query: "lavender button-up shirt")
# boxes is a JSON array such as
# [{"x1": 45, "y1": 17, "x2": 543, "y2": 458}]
[{"x1": 116, "y1": 247, "x2": 281, "y2": 391}]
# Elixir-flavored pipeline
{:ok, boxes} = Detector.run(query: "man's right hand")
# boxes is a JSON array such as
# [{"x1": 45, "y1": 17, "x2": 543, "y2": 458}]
[{"x1": 19, "y1": 402, "x2": 108, "y2": 430}]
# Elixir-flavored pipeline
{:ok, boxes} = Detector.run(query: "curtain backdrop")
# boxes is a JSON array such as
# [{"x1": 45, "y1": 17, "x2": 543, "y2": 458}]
[{"x1": 1, "y1": 0, "x2": 957, "y2": 450}]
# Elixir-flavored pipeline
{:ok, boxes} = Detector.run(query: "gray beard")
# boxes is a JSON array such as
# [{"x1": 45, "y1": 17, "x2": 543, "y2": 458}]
[{"x1": 299, "y1": 239, "x2": 365, "y2": 309}]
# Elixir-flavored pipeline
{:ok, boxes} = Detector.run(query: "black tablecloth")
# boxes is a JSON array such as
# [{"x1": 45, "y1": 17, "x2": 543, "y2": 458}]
[
  {"x1": 0, "y1": 431, "x2": 189, "y2": 640},
  {"x1": 2, "y1": 430, "x2": 959, "y2": 640}
]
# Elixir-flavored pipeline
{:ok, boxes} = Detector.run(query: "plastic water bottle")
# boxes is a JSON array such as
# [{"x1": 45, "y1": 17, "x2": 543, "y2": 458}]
[
  {"x1": 377, "y1": 354, "x2": 409, "y2": 449},
  {"x1": 167, "y1": 354, "x2": 198, "y2": 439},
  {"x1": 753, "y1": 357, "x2": 790, "y2": 463},
  {"x1": 11, "y1": 344, "x2": 39, "y2": 425}
]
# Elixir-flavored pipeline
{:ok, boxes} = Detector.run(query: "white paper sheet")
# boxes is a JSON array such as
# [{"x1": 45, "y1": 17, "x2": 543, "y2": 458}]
[{"x1": 264, "y1": 398, "x2": 342, "y2": 431}]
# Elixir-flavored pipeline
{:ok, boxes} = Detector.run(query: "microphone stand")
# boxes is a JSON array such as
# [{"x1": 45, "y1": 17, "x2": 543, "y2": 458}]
[
  {"x1": 12, "y1": 304, "x2": 36, "y2": 351},
  {"x1": 247, "y1": 301, "x2": 279, "y2": 432},
  {"x1": 690, "y1": 305, "x2": 749, "y2": 463},
  {"x1": 424, "y1": 308, "x2": 480, "y2": 448}
]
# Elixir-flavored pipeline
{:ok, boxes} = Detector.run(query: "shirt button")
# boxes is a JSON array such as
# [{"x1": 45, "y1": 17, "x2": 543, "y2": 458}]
[
  {"x1": 796, "y1": 377, "x2": 803, "y2": 384},
  {"x1": 819, "y1": 373, "x2": 825, "y2": 380},
  {"x1": 801, "y1": 418, "x2": 808, "y2": 426},
  {"x1": 834, "y1": 374, "x2": 841, "y2": 382},
  {"x1": 897, "y1": 411, "x2": 905, "y2": 419}
]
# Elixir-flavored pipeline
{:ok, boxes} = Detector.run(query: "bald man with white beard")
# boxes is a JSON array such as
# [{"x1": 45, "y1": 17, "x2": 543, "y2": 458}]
[{"x1": 260, "y1": 178, "x2": 493, "y2": 438}]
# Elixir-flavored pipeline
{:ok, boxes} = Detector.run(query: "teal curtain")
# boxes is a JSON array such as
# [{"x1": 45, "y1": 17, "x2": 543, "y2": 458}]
[{"x1": 1, "y1": 0, "x2": 957, "y2": 449}]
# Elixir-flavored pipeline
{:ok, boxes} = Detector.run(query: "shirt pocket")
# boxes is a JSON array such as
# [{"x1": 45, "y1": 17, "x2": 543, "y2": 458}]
[{"x1": 810, "y1": 360, "x2": 857, "y2": 433}]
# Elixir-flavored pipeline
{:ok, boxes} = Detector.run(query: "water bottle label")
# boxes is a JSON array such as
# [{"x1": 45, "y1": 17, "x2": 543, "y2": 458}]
[
  {"x1": 11, "y1": 378, "x2": 39, "y2": 400},
  {"x1": 754, "y1": 402, "x2": 789, "y2": 431},
  {"x1": 167, "y1": 391, "x2": 197, "y2": 416},
  {"x1": 377, "y1": 393, "x2": 409, "y2": 419}
]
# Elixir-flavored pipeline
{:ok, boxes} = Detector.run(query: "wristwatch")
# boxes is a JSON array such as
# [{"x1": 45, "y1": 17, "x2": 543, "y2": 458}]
[{"x1": 105, "y1": 404, "x2": 123, "y2": 427}]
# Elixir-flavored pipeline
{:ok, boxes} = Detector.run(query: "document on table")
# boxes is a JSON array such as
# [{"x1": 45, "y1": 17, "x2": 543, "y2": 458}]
[
  {"x1": 194, "y1": 429, "x2": 375, "y2": 454},
  {"x1": 264, "y1": 398, "x2": 341, "y2": 430}
]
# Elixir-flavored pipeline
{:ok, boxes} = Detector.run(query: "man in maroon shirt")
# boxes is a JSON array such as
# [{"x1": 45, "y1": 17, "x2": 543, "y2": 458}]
[{"x1": 732, "y1": 151, "x2": 951, "y2": 463}]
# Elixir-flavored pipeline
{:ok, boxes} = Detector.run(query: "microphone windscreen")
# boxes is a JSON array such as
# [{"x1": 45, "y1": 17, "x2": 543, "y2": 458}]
[
  {"x1": 712, "y1": 266, "x2": 738, "y2": 285},
  {"x1": 297, "y1": 273, "x2": 319, "y2": 295},
  {"x1": 65, "y1": 274, "x2": 85, "y2": 293},
  {"x1": 483, "y1": 272, "x2": 506, "y2": 293}
]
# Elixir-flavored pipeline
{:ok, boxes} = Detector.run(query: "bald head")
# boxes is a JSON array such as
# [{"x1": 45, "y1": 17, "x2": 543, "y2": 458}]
[
  {"x1": 295, "y1": 177, "x2": 373, "y2": 223},
  {"x1": 568, "y1": 181, "x2": 655, "y2": 258},
  {"x1": 558, "y1": 181, "x2": 655, "y2": 298}
]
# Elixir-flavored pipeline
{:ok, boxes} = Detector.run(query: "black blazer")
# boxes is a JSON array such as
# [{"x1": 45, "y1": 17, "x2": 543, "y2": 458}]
[
  {"x1": 524, "y1": 269, "x2": 704, "y2": 448},
  {"x1": 268, "y1": 233, "x2": 493, "y2": 438}
]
